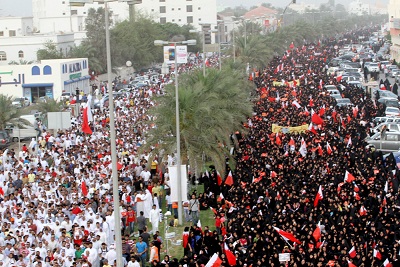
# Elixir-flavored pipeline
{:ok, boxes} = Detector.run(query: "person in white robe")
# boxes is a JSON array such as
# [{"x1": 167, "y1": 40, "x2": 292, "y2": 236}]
[
  {"x1": 149, "y1": 204, "x2": 160, "y2": 234},
  {"x1": 140, "y1": 189, "x2": 153, "y2": 219}
]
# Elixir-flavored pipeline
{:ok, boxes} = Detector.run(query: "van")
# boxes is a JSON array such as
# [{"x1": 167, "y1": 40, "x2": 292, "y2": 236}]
[
  {"x1": 366, "y1": 131, "x2": 400, "y2": 152},
  {"x1": 9, "y1": 126, "x2": 38, "y2": 142}
]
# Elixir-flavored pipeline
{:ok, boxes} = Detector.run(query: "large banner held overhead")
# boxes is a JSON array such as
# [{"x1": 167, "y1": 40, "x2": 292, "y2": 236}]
[{"x1": 168, "y1": 165, "x2": 188, "y2": 202}]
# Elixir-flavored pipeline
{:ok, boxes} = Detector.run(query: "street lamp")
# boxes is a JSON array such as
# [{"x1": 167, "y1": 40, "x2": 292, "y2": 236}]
[
  {"x1": 217, "y1": 20, "x2": 224, "y2": 71},
  {"x1": 69, "y1": 1, "x2": 130, "y2": 267},
  {"x1": 279, "y1": 0, "x2": 297, "y2": 31},
  {"x1": 154, "y1": 38, "x2": 196, "y2": 225},
  {"x1": 190, "y1": 28, "x2": 217, "y2": 76}
]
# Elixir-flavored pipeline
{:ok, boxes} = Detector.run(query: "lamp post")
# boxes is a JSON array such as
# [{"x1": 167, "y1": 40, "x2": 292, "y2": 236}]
[
  {"x1": 279, "y1": 0, "x2": 297, "y2": 31},
  {"x1": 189, "y1": 29, "x2": 206, "y2": 76},
  {"x1": 154, "y1": 39, "x2": 196, "y2": 225},
  {"x1": 69, "y1": 1, "x2": 128, "y2": 267},
  {"x1": 217, "y1": 20, "x2": 223, "y2": 71}
]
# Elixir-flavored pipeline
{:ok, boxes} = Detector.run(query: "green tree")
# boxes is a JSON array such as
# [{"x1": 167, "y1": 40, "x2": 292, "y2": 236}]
[
  {"x1": 143, "y1": 67, "x2": 253, "y2": 174},
  {"x1": 84, "y1": 7, "x2": 112, "y2": 73},
  {"x1": 37, "y1": 41, "x2": 64, "y2": 60},
  {"x1": 0, "y1": 95, "x2": 30, "y2": 130},
  {"x1": 68, "y1": 42, "x2": 103, "y2": 74}
]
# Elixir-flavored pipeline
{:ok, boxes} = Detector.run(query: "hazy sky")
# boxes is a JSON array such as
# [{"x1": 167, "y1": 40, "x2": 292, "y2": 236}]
[{"x1": 0, "y1": 0, "x2": 388, "y2": 16}]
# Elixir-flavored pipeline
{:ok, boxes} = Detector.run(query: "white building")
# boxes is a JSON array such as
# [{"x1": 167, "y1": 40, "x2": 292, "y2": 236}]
[
  {"x1": 0, "y1": 16, "x2": 77, "y2": 65},
  {"x1": 389, "y1": 0, "x2": 400, "y2": 61},
  {"x1": 32, "y1": 0, "x2": 217, "y2": 32},
  {"x1": 0, "y1": 58, "x2": 90, "y2": 102},
  {"x1": 349, "y1": 0, "x2": 370, "y2": 16},
  {"x1": 289, "y1": 2, "x2": 318, "y2": 14}
]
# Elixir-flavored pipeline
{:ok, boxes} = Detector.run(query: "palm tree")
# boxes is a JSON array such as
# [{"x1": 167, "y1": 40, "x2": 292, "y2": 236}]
[
  {"x1": 35, "y1": 97, "x2": 66, "y2": 128},
  {"x1": 68, "y1": 42, "x2": 103, "y2": 74},
  {"x1": 0, "y1": 95, "x2": 30, "y2": 130},
  {"x1": 143, "y1": 67, "x2": 253, "y2": 174},
  {"x1": 8, "y1": 59, "x2": 35, "y2": 65}
]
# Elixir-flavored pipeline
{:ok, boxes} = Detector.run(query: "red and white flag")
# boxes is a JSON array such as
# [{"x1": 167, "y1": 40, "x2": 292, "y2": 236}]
[
  {"x1": 299, "y1": 138, "x2": 307, "y2": 157},
  {"x1": 384, "y1": 181, "x2": 388, "y2": 193},
  {"x1": 347, "y1": 260, "x2": 357, "y2": 267},
  {"x1": 344, "y1": 171, "x2": 355, "y2": 183},
  {"x1": 373, "y1": 249, "x2": 382, "y2": 260},
  {"x1": 82, "y1": 102, "x2": 93, "y2": 135},
  {"x1": 349, "y1": 246, "x2": 356, "y2": 258},
  {"x1": 359, "y1": 206, "x2": 367, "y2": 216},
  {"x1": 217, "y1": 171, "x2": 222, "y2": 186},
  {"x1": 347, "y1": 136, "x2": 352, "y2": 148},
  {"x1": 224, "y1": 243, "x2": 236, "y2": 266},
  {"x1": 383, "y1": 259, "x2": 392, "y2": 267},
  {"x1": 336, "y1": 74, "x2": 343, "y2": 82},
  {"x1": 326, "y1": 142, "x2": 332, "y2": 155},
  {"x1": 217, "y1": 193, "x2": 224, "y2": 202},
  {"x1": 292, "y1": 100, "x2": 301, "y2": 109},
  {"x1": 314, "y1": 185, "x2": 323, "y2": 207},
  {"x1": 82, "y1": 181, "x2": 88, "y2": 196},
  {"x1": 311, "y1": 113, "x2": 324, "y2": 125},
  {"x1": 225, "y1": 171, "x2": 234, "y2": 186},
  {"x1": 273, "y1": 226, "x2": 301, "y2": 244},
  {"x1": 309, "y1": 123, "x2": 317, "y2": 135},
  {"x1": 206, "y1": 253, "x2": 222, "y2": 267},
  {"x1": 312, "y1": 221, "x2": 321, "y2": 241}
]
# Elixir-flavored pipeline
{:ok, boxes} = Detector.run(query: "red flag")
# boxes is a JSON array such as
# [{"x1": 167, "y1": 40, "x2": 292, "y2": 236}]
[
  {"x1": 117, "y1": 162, "x2": 124, "y2": 170},
  {"x1": 312, "y1": 113, "x2": 324, "y2": 125},
  {"x1": 275, "y1": 133, "x2": 282, "y2": 146},
  {"x1": 210, "y1": 207, "x2": 217, "y2": 215},
  {"x1": 326, "y1": 142, "x2": 332, "y2": 155},
  {"x1": 348, "y1": 260, "x2": 357, "y2": 267},
  {"x1": 82, "y1": 106, "x2": 93, "y2": 134},
  {"x1": 217, "y1": 171, "x2": 222, "y2": 186},
  {"x1": 314, "y1": 185, "x2": 323, "y2": 207},
  {"x1": 224, "y1": 243, "x2": 236, "y2": 266},
  {"x1": 206, "y1": 253, "x2": 222, "y2": 267},
  {"x1": 344, "y1": 171, "x2": 355, "y2": 183},
  {"x1": 217, "y1": 193, "x2": 224, "y2": 202},
  {"x1": 317, "y1": 144, "x2": 323, "y2": 156},
  {"x1": 384, "y1": 259, "x2": 392, "y2": 267},
  {"x1": 82, "y1": 181, "x2": 88, "y2": 196},
  {"x1": 336, "y1": 75, "x2": 343, "y2": 82},
  {"x1": 0, "y1": 187, "x2": 4, "y2": 196},
  {"x1": 183, "y1": 230, "x2": 189, "y2": 248},
  {"x1": 359, "y1": 206, "x2": 367, "y2": 216},
  {"x1": 270, "y1": 171, "x2": 277, "y2": 178},
  {"x1": 349, "y1": 246, "x2": 356, "y2": 258},
  {"x1": 319, "y1": 107, "x2": 325, "y2": 117},
  {"x1": 225, "y1": 171, "x2": 234, "y2": 186},
  {"x1": 273, "y1": 226, "x2": 301, "y2": 244},
  {"x1": 374, "y1": 249, "x2": 382, "y2": 260},
  {"x1": 309, "y1": 123, "x2": 317, "y2": 135},
  {"x1": 312, "y1": 222, "x2": 321, "y2": 241},
  {"x1": 288, "y1": 137, "x2": 295, "y2": 146}
]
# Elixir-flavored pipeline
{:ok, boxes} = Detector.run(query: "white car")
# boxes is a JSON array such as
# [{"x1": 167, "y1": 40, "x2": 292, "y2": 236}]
[
  {"x1": 12, "y1": 97, "x2": 30, "y2": 108},
  {"x1": 60, "y1": 92, "x2": 72, "y2": 102},
  {"x1": 385, "y1": 107, "x2": 400, "y2": 117},
  {"x1": 367, "y1": 62, "x2": 380, "y2": 73}
]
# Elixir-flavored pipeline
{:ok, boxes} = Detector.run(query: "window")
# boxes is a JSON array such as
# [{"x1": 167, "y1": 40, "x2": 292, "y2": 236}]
[
  {"x1": 151, "y1": 9, "x2": 154, "y2": 11},
  {"x1": 160, "y1": 6, "x2": 166, "y2": 13},
  {"x1": 186, "y1": 5, "x2": 192, "y2": 12},
  {"x1": 187, "y1": 16, "x2": 193, "y2": 23},
  {"x1": 198, "y1": 18, "x2": 201, "y2": 21},
  {"x1": 18, "y1": 50, "x2": 24, "y2": 58},
  {"x1": 43, "y1": 65, "x2": 52, "y2": 75},
  {"x1": 172, "y1": 19, "x2": 175, "y2": 22},
  {"x1": 0, "y1": 31, "x2": 3, "y2": 36},
  {"x1": 198, "y1": 7, "x2": 201, "y2": 10},
  {"x1": 9, "y1": 30, "x2": 16, "y2": 37},
  {"x1": 0, "y1": 51, "x2": 6, "y2": 61},
  {"x1": 32, "y1": 66, "x2": 40, "y2": 75},
  {"x1": 160, "y1": 17, "x2": 166, "y2": 24},
  {"x1": 71, "y1": 10, "x2": 78, "y2": 15}
]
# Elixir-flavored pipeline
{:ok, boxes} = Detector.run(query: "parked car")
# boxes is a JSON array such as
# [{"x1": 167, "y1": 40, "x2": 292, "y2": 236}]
[
  {"x1": 367, "y1": 62, "x2": 380, "y2": 73},
  {"x1": 12, "y1": 97, "x2": 30, "y2": 108},
  {"x1": 336, "y1": 98, "x2": 352, "y2": 107},
  {"x1": 374, "y1": 117, "x2": 400, "y2": 124},
  {"x1": 385, "y1": 107, "x2": 400, "y2": 117},
  {"x1": 370, "y1": 123, "x2": 400, "y2": 134},
  {"x1": 366, "y1": 131, "x2": 400, "y2": 153},
  {"x1": 0, "y1": 131, "x2": 11, "y2": 149},
  {"x1": 378, "y1": 97, "x2": 400, "y2": 108},
  {"x1": 5, "y1": 125, "x2": 38, "y2": 142}
]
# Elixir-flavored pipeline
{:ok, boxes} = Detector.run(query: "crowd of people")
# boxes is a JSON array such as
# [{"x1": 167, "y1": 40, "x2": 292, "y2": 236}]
[
  {"x1": 192, "y1": 26, "x2": 400, "y2": 267},
  {"x1": 0, "y1": 23, "x2": 397, "y2": 267}
]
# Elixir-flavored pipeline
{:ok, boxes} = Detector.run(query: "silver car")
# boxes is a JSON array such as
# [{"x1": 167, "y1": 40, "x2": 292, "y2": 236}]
[{"x1": 367, "y1": 131, "x2": 400, "y2": 152}]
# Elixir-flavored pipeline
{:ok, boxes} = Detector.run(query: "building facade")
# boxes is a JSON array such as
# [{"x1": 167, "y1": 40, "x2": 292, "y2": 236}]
[
  {"x1": 348, "y1": 0, "x2": 370, "y2": 16},
  {"x1": 0, "y1": 58, "x2": 90, "y2": 102},
  {"x1": 389, "y1": 0, "x2": 400, "y2": 62},
  {"x1": 0, "y1": 16, "x2": 77, "y2": 65}
]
